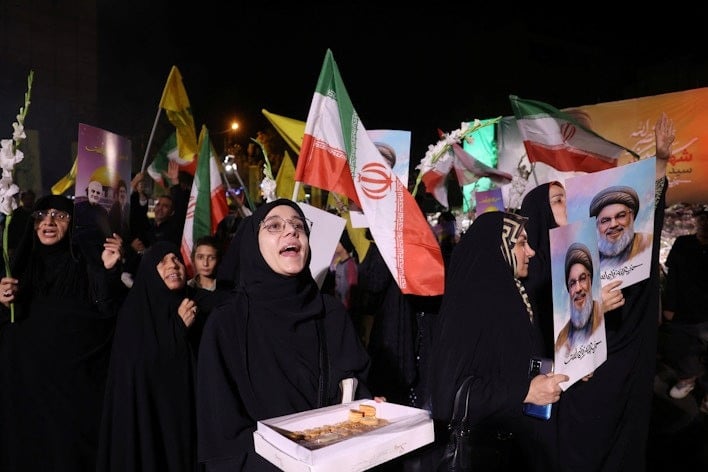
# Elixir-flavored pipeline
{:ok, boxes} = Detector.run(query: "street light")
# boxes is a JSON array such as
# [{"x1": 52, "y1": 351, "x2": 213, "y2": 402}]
[{"x1": 214, "y1": 120, "x2": 240, "y2": 155}]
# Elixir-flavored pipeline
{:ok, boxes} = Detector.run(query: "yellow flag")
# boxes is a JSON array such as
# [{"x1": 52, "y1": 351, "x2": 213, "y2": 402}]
[
  {"x1": 51, "y1": 156, "x2": 78, "y2": 195},
  {"x1": 275, "y1": 150, "x2": 306, "y2": 200},
  {"x1": 160, "y1": 66, "x2": 197, "y2": 162},
  {"x1": 262, "y1": 109, "x2": 306, "y2": 154}
]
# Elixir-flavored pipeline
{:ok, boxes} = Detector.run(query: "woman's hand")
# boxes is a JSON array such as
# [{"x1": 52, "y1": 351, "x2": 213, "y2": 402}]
[
  {"x1": 0, "y1": 276, "x2": 18, "y2": 307},
  {"x1": 601, "y1": 280, "x2": 624, "y2": 313},
  {"x1": 525, "y1": 372, "x2": 569, "y2": 405},
  {"x1": 102, "y1": 233, "x2": 124, "y2": 270},
  {"x1": 178, "y1": 298, "x2": 198, "y2": 328}
]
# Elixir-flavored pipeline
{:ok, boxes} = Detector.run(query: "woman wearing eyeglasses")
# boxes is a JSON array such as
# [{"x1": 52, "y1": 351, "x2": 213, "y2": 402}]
[
  {"x1": 0, "y1": 194, "x2": 124, "y2": 472},
  {"x1": 196, "y1": 198, "x2": 374, "y2": 471}
]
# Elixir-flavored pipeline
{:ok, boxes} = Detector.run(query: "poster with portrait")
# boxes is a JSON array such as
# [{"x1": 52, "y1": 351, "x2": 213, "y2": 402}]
[
  {"x1": 564, "y1": 157, "x2": 655, "y2": 288},
  {"x1": 550, "y1": 219, "x2": 607, "y2": 390},
  {"x1": 75, "y1": 123, "x2": 132, "y2": 236}
]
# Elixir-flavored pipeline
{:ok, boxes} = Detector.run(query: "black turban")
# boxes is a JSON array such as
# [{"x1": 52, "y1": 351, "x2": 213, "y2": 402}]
[
  {"x1": 565, "y1": 242, "x2": 593, "y2": 290},
  {"x1": 589, "y1": 185, "x2": 639, "y2": 218}
]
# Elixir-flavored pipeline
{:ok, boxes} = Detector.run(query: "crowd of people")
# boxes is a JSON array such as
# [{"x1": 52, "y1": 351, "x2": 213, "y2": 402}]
[{"x1": 0, "y1": 112, "x2": 705, "y2": 472}]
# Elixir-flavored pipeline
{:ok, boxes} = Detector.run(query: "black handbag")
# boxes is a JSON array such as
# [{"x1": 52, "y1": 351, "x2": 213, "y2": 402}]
[{"x1": 437, "y1": 375, "x2": 477, "y2": 472}]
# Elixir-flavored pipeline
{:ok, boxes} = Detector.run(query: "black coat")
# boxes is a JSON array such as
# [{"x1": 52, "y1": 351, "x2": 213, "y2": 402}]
[
  {"x1": 0, "y1": 194, "x2": 123, "y2": 472},
  {"x1": 196, "y1": 199, "x2": 371, "y2": 471},
  {"x1": 97, "y1": 241, "x2": 198, "y2": 472}
]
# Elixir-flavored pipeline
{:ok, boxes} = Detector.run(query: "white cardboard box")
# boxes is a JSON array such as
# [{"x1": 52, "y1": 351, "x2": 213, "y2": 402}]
[{"x1": 254, "y1": 400, "x2": 434, "y2": 472}]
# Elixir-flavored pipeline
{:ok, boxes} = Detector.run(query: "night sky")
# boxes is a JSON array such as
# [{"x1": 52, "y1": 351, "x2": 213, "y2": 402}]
[{"x1": 96, "y1": 3, "x2": 706, "y2": 172}]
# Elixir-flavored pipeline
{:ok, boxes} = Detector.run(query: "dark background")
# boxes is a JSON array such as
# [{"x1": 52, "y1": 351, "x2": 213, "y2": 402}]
[
  {"x1": 2, "y1": 3, "x2": 707, "y2": 196},
  {"x1": 96, "y1": 5, "x2": 707, "y2": 171}
]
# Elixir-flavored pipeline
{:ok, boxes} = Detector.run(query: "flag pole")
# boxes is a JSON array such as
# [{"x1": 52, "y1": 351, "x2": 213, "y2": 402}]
[
  {"x1": 292, "y1": 182, "x2": 302, "y2": 202},
  {"x1": 140, "y1": 106, "x2": 163, "y2": 173},
  {"x1": 232, "y1": 163, "x2": 255, "y2": 211}
]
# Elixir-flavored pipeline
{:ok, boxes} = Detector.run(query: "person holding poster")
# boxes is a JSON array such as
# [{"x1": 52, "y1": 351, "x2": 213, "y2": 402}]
[
  {"x1": 428, "y1": 211, "x2": 567, "y2": 471},
  {"x1": 520, "y1": 181, "x2": 569, "y2": 357},
  {"x1": 557, "y1": 112, "x2": 675, "y2": 471}
]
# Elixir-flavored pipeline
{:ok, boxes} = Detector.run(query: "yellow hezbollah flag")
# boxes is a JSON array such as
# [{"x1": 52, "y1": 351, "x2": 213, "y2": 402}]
[
  {"x1": 262, "y1": 109, "x2": 305, "y2": 155},
  {"x1": 275, "y1": 150, "x2": 306, "y2": 201},
  {"x1": 51, "y1": 156, "x2": 78, "y2": 195},
  {"x1": 160, "y1": 66, "x2": 197, "y2": 162}
]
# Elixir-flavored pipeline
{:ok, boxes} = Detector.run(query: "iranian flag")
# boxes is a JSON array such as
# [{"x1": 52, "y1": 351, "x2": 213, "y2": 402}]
[
  {"x1": 147, "y1": 132, "x2": 198, "y2": 187},
  {"x1": 180, "y1": 126, "x2": 229, "y2": 277},
  {"x1": 510, "y1": 95, "x2": 634, "y2": 172},
  {"x1": 296, "y1": 49, "x2": 444, "y2": 296},
  {"x1": 420, "y1": 144, "x2": 454, "y2": 209}
]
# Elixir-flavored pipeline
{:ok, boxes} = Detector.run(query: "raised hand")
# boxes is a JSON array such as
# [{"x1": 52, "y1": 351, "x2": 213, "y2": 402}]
[{"x1": 102, "y1": 233, "x2": 124, "y2": 270}]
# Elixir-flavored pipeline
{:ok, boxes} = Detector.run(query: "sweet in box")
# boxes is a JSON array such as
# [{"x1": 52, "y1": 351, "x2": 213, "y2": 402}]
[{"x1": 254, "y1": 399, "x2": 434, "y2": 471}]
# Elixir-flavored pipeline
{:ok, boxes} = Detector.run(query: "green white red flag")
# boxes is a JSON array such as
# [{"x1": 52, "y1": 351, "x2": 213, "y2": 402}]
[
  {"x1": 420, "y1": 147, "x2": 454, "y2": 209},
  {"x1": 147, "y1": 132, "x2": 197, "y2": 187},
  {"x1": 510, "y1": 95, "x2": 633, "y2": 172},
  {"x1": 180, "y1": 126, "x2": 229, "y2": 277},
  {"x1": 296, "y1": 49, "x2": 444, "y2": 296}
]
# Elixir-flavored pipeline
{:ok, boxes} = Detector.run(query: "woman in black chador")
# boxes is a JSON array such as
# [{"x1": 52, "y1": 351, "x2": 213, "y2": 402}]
[
  {"x1": 97, "y1": 241, "x2": 200, "y2": 472},
  {"x1": 0, "y1": 195, "x2": 124, "y2": 472},
  {"x1": 427, "y1": 211, "x2": 566, "y2": 471},
  {"x1": 197, "y1": 198, "x2": 373, "y2": 471}
]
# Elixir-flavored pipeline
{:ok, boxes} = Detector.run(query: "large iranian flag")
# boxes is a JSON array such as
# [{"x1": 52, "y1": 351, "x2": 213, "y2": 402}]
[
  {"x1": 180, "y1": 126, "x2": 228, "y2": 277},
  {"x1": 296, "y1": 49, "x2": 444, "y2": 296},
  {"x1": 510, "y1": 95, "x2": 634, "y2": 173}
]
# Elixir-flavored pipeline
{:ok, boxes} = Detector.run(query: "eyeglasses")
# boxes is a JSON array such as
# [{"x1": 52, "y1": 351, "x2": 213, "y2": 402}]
[
  {"x1": 260, "y1": 215, "x2": 313, "y2": 234},
  {"x1": 31, "y1": 210, "x2": 71, "y2": 222},
  {"x1": 567, "y1": 272, "x2": 591, "y2": 291},
  {"x1": 597, "y1": 210, "x2": 632, "y2": 228}
]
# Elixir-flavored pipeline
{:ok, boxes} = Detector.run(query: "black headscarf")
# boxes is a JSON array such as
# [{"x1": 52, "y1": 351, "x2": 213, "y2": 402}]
[
  {"x1": 518, "y1": 182, "x2": 560, "y2": 357},
  {"x1": 97, "y1": 241, "x2": 197, "y2": 471},
  {"x1": 428, "y1": 211, "x2": 544, "y2": 432},
  {"x1": 215, "y1": 213, "x2": 252, "y2": 289},
  {"x1": 238, "y1": 199, "x2": 320, "y2": 323},
  {"x1": 11, "y1": 195, "x2": 84, "y2": 304},
  {"x1": 111, "y1": 241, "x2": 189, "y2": 359},
  {"x1": 197, "y1": 199, "x2": 371, "y2": 469},
  {"x1": 0, "y1": 194, "x2": 119, "y2": 471}
]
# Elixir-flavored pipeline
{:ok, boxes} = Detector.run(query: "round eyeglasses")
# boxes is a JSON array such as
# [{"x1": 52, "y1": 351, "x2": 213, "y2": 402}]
[
  {"x1": 31, "y1": 209, "x2": 71, "y2": 222},
  {"x1": 260, "y1": 215, "x2": 313, "y2": 234}
]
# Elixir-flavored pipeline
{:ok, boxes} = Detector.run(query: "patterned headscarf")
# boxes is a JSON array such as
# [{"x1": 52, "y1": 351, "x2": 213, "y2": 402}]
[
  {"x1": 500, "y1": 212, "x2": 533, "y2": 321},
  {"x1": 500, "y1": 213, "x2": 529, "y2": 276}
]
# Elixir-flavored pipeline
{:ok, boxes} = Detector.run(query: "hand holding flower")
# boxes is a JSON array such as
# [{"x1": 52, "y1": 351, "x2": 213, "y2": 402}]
[{"x1": 0, "y1": 276, "x2": 18, "y2": 307}]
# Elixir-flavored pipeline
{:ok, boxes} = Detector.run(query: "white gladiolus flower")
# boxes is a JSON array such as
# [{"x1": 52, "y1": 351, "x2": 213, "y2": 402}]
[
  {"x1": 260, "y1": 177, "x2": 277, "y2": 203},
  {"x1": 12, "y1": 120, "x2": 25, "y2": 141}
]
